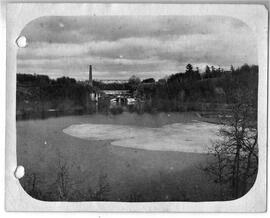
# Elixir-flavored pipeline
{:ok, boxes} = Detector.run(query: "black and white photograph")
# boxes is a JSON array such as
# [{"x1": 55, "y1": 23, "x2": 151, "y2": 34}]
[{"x1": 4, "y1": 2, "x2": 268, "y2": 212}]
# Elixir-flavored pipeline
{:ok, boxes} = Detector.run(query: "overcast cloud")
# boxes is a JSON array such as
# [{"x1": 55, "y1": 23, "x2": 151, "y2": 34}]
[{"x1": 17, "y1": 16, "x2": 257, "y2": 80}]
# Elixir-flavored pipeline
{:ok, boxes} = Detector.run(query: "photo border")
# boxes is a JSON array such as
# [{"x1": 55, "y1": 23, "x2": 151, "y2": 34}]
[{"x1": 5, "y1": 2, "x2": 268, "y2": 212}]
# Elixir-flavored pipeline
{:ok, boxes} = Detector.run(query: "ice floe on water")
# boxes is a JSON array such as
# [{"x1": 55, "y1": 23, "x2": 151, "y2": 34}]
[{"x1": 63, "y1": 121, "x2": 221, "y2": 153}]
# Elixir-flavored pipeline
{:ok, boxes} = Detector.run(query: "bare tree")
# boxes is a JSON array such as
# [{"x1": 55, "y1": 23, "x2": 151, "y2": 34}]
[
  {"x1": 22, "y1": 171, "x2": 44, "y2": 199},
  {"x1": 87, "y1": 173, "x2": 110, "y2": 201},
  {"x1": 203, "y1": 141, "x2": 229, "y2": 199},
  {"x1": 203, "y1": 88, "x2": 258, "y2": 199},
  {"x1": 56, "y1": 156, "x2": 71, "y2": 200},
  {"x1": 54, "y1": 151, "x2": 79, "y2": 201}
]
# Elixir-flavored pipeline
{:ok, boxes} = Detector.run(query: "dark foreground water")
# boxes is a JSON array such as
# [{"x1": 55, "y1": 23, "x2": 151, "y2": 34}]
[{"x1": 16, "y1": 112, "x2": 254, "y2": 202}]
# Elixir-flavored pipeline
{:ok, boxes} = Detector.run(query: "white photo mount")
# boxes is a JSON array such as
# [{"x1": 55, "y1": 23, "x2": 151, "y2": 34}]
[{"x1": 5, "y1": 2, "x2": 268, "y2": 212}]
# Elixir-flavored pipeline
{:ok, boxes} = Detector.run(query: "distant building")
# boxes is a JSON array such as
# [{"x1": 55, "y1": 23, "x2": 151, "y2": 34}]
[
  {"x1": 87, "y1": 65, "x2": 129, "y2": 100},
  {"x1": 102, "y1": 90, "x2": 130, "y2": 96},
  {"x1": 97, "y1": 79, "x2": 129, "y2": 84},
  {"x1": 88, "y1": 65, "x2": 93, "y2": 86},
  {"x1": 142, "y1": 78, "x2": 155, "y2": 83},
  {"x1": 87, "y1": 65, "x2": 100, "y2": 101}
]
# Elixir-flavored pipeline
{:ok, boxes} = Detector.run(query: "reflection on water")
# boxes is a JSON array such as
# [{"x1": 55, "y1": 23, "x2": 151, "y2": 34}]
[{"x1": 63, "y1": 121, "x2": 220, "y2": 153}]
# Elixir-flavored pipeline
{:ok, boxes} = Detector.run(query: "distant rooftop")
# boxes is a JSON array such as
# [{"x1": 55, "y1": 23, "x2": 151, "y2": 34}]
[{"x1": 96, "y1": 79, "x2": 129, "y2": 84}]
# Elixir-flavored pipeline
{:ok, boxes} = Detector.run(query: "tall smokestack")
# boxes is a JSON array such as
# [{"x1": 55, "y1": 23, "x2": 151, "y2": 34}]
[{"x1": 89, "y1": 65, "x2": 93, "y2": 86}]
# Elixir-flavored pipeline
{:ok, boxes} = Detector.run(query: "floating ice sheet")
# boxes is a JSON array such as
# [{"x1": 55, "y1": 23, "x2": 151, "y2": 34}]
[{"x1": 63, "y1": 121, "x2": 220, "y2": 153}]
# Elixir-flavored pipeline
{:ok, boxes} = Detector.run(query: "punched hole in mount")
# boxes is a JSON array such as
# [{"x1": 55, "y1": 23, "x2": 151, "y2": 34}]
[
  {"x1": 16, "y1": 36, "x2": 27, "y2": 48},
  {"x1": 14, "y1": 165, "x2": 25, "y2": 179}
]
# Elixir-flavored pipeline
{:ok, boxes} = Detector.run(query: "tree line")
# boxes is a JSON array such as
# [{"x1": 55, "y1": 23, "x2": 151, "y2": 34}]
[
  {"x1": 130, "y1": 63, "x2": 258, "y2": 113},
  {"x1": 16, "y1": 63, "x2": 258, "y2": 117}
]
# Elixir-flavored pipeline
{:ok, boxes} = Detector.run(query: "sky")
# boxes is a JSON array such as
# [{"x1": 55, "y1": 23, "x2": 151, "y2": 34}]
[{"x1": 17, "y1": 16, "x2": 257, "y2": 80}]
